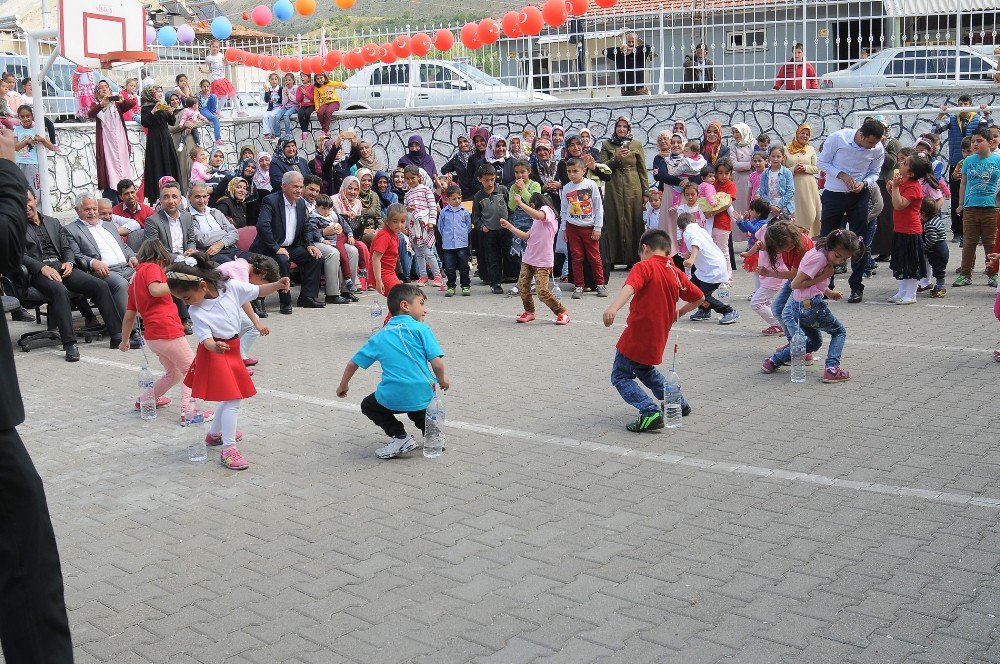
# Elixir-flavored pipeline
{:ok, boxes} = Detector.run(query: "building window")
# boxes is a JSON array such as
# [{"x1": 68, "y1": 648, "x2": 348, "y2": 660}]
[{"x1": 726, "y1": 30, "x2": 766, "y2": 53}]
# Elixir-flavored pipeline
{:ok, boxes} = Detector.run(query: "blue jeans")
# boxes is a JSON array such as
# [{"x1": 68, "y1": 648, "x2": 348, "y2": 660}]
[
  {"x1": 200, "y1": 109, "x2": 221, "y2": 142},
  {"x1": 611, "y1": 351, "x2": 688, "y2": 415},
  {"x1": 398, "y1": 234, "x2": 413, "y2": 280},
  {"x1": 770, "y1": 296, "x2": 846, "y2": 369},
  {"x1": 442, "y1": 246, "x2": 470, "y2": 288},
  {"x1": 273, "y1": 107, "x2": 296, "y2": 136},
  {"x1": 771, "y1": 280, "x2": 793, "y2": 341}
]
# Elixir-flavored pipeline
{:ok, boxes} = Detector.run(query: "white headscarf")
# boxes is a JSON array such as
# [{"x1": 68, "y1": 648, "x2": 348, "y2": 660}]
[{"x1": 731, "y1": 123, "x2": 755, "y2": 148}]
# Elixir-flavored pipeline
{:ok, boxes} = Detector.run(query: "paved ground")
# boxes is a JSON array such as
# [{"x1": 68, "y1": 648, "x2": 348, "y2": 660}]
[{"x1": 5, "y1": 250, "x2": 1000, "y2": 664}]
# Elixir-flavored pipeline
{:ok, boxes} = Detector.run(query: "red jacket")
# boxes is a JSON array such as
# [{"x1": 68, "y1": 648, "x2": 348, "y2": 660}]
[{"x1": 773, "y1": 62, "x2": 818, "y2": 90}]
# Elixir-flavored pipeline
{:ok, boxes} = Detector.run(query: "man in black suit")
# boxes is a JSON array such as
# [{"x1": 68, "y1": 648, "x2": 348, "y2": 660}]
[
  {"x1": 249, "y1": 170, "x2": 324, "y2": 314},
  {"x1": 21, "y1": 189, "x2": 125, "y2": 361},
  {"x1": 0, "y1": 129, "x2": 74, "y2": 662}
]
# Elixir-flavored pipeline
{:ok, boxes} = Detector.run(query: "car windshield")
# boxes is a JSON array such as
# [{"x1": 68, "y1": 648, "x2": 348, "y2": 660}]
[{"x1": 451, "y1": 62, "x2": 501, "y2": 85}]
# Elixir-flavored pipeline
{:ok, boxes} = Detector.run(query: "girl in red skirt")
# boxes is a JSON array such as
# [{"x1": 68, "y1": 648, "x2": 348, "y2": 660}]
[
  {"x1": 201, "y1": 41, "x2": 245, "y2": 118},
  {"x1": 167, "y1": 253, "x2": 290, "y2": 470}
]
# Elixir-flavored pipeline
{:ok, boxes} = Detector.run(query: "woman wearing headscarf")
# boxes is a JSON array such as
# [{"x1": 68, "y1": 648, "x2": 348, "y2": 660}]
[
  {"x1": 578, "y1": 127, "x2": 601, "y2": 159},
  {"x1": 729, "y1": 123, "x2": 756, "y2": 215},
  {"x1": 441, "y1": 135, "x2": 476, "y2": 200},
  {"x1": 652, "y1": 131, "x2": 685, "y2": 203},
  {"x1": 331, "y1": 175, "x2": 374, "y2": 288},
  {"x1": 396, "y1": 134, "x2": 438, "y2": 178},
  {"x1": 486, "y1": 135, "x2": 516, "y2": 186},
  {"x1": 88, "y1": 80, "x2": 136, "y2": 202},
  {"x1": 140, "y1": 86, "x2": 180, "y2": 205},
  {"x1": 356, "y1": 168, "x2": 383, "y2": 235},
  {"x1": 701, "y1": 121, "x2": 730, "y2": 166},
  {"x1": 374, "y1": 170, "x2": 398, "y2": 216},
  {"x1": 783, "y1": 123, "x2": 822, "y2": 236},
  {"x1": 551, "y1": 125, "x2": 566, "y2": 158},
  {"x1": 467, "y1": 127, "x2": 491, "y2": 194},
  {"x1": 531, "y1": 139, "x2": 562, "y2": 205},
  {"x1": 356, "y1": 140, "x2": 384, "y2": 173},
  {"x1": 253, "y1": 152, "x2": 273, "y2": 196},
  {"x1": 321, "y1": 132, "x2": 361, "y2": 195},
  {"x1": 600, "y1": 116, "x2": 648, "y2": 269},
  {"x1": 210, "y1": 157, "x2": 256, "y2": 207},
  {"x1": 269, "y1": 138, "x2": 309, "y2": 192},
  {"x1": 215, "y1": 177, "x2": 251, "y2": 228},
  {"x1": 871, "y1": 117, "x2": 900, "y2": 260}
]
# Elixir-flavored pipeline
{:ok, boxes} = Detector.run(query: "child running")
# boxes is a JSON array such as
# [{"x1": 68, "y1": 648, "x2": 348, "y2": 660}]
[
  {"x1": 337, "y1": 284, "x2": 450, "y2": 459},
  {"x1": 500, "y1": 192, "x2": 569, "y2": 325},
  {"x1": 761, "y1": 229, "x2": 861, "y2": 383},
  {"x1": 119, "y1": 240, "x2": 211, "y2": 424},
  {"x1": 603, "y1": 229, "x2": 704, "y2": 432},
  {"x1": 886, "y1": 154, "x2": 928, "y2": 304},
  {"x1": 678, "y1": 212, "x2": 740, "y2": 325},
  {"x1": 167, "y1": 253, "x2": 290, "y2": 470},
  {"x1": 745, "y1": 220, "x2": 788, "y2": 335}
]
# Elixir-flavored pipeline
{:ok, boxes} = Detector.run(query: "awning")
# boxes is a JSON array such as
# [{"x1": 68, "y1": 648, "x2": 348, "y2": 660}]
[{"x1": 883, "y1": 0, "x2": 1000, "y2": 16}]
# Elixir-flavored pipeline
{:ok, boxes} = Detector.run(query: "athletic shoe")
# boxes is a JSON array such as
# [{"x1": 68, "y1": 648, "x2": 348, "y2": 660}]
[
  {"x1": 595, "y1": 285, "x2": 608, "y2": 297},
  {"x1": 930, "y1": 287, "x2": 947, "y2": 298},
  {"x1": 847, "y1": 291, "x2": 863, "y2": 303},
  {"x1": 220, "y1": 446, "x2": 249, "y2": 470},
  {"x1": 719, "y1": 310, "x2": 740, "y2": 325},
  {"x1": 432, "y1": 277, "x2": 444, "y2": 287},
  {"x1": 461, "y1": 287, "x2": 471, "y2": 296},
  {"x1": 626, "y1": 411, "x2": 664, "y2": 433},
  {"x1": 821, "y1": 367, "x2": 851, "y2": 383},
  {"x1": 445, "y1": 288, "x2": 456, "y2": 297},
  {"x1": 375, "y1": 434, "x2": 417, "y2": 459},
  {"x1": 689, "y1": 308, "x2": 712, "y2": 322},
  {"x1": 990, "y1": 275, "x2": 999, "y2": 288},
  {"x1": 761, "y1": 358, "x2": 778, "y2": 374},
  {"x1": 134, "y1": 396, "x2": 171, "y2": 410},
  {"x1": 953, "y1": 275, "x2": 972, "y2": 287},
  {"x1": 805, "y1": 353, "x2": 814, "y2": 366},
  {"x1": 416, "y1": 277, "x2": 428, "y2": 286},
  {"x1": 555, "y1": 312, "x2": 570, "y2": 325},
  {"x1": 917, "y1": 283, "x2": 933, "y2": 293},
  {"x1": 491, "y1": 284, "x2": 503, "y2": 294},
  {"x1": 762, "y1": 325, "x2": 783, "y2": 336},
  {"x1": 516, "y1": 311, "x2": 536, "y2": 323},
  {"x1": 205, "y1": 431, "x2": 245, "y2": 446},
  {"x1": 572, "y1": 287, "x2": 583, "y2": 299},
  {"x1": 243, "y1": 357, "x2": 259, "y2": 367},
  {"x1": 886, "y1": 294, "x2": 902, "y2": 303},
  {"x1": 895, "y1": 298, "x2": 916, "y2": 305}
]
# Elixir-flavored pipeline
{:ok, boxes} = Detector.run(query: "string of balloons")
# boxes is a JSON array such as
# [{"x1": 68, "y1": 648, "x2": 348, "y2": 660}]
[{"x1": 147, "y1": 0, "x2": 618, "y2": 72}]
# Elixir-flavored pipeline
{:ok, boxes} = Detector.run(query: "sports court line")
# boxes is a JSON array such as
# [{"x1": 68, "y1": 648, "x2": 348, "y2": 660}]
[{"x1": 53, "y1": 352, "x2": 1000, "y2": 511}]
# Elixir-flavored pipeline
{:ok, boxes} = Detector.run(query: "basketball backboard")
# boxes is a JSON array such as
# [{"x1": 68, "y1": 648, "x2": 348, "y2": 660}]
[{"x1": 59, "y1": 0, "x2": 148, "y2": 69}]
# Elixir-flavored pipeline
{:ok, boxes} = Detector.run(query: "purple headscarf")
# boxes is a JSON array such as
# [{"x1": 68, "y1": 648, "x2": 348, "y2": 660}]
[{"x1": 396, "y1": 134, "x2": 438, "y2": 177}]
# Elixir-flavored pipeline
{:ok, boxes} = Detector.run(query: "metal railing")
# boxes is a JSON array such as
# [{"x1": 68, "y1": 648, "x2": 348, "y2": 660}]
[{"x1": 4, "y1": 0, "x2": 1000, "y2": 106}]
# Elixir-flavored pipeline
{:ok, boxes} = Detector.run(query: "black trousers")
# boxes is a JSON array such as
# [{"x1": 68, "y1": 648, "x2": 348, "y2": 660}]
[
  {"x1": 0, "y1": 427, "x2": 73, "y2": 663},
  {"x1": 273, "y1": 246, "x2": 321, "y2": 304},
  {"x1": 28, "y1": 265, "x2": 123, "y2": 346},
  {"x1": 820, "y1": 188, "x2": 870, "y2": 294},
  {"x1": 479, "y1": 228, "x2": 507, "y2": 287},
  {"x1": 206, "y1": 247, "x2": 254, "y2": 264},
  {"x1": 691, "y1": 275, "x2": 733, "y2": 314},
  {"x1": 361, "y1": 392, "x2": 426, "y2": 439},
  {"x1": 926, "y1": 239, "x2": 949, "y2": 281}
]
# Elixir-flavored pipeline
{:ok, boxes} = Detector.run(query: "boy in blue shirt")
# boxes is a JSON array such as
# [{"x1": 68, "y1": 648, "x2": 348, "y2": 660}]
[
  {"x1": 337, "y1": 284, "x2": 450, "y2": 459},
  {"x1": 438, "y1": 185, "x2": 472, "y2": 296},
  {"x1": 955, "y1": 127, "x2": 1000, "y2": 288}
]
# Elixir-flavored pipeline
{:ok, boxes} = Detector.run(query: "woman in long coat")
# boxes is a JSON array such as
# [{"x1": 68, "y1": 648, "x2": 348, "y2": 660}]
[
  {"x1": 88, "y1": 80, "x2": 136, "y2": 201},
  {"x1": 600, "y1": 116, "x2": 648, "y2": 269},
  {"x1": 783, "y1": 123, "x2": 822, "y2": 236},
  {"x1": 140, "y1": 86, "x2": 180, "y2": 204}
]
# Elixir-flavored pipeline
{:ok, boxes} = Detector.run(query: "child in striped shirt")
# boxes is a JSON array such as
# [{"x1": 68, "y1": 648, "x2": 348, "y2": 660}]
[{"x1": 403, "y1": 165, "x2": 443, "y2": 288}]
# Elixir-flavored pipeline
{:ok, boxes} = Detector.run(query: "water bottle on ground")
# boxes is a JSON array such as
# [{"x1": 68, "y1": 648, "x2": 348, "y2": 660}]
[
  {"x1": 663, "y1": 368, "x2": 683, "y2": 429},
  {"x1": 138, "y1": 366, "x2": 156, "y2": 421},
  {"x1": 423, "y1": 394, "x2": 445, "y2": 458},
  {"x1": 370, "y1": 299, "x2": 383, "y2": 336},
  {"x1": 790, "y1": 328, "x2": 807, "y2": 384},
  {"x1": 187, "y1": 400, "x2": 207, "y2": 463},
  {"x1": 552, "y1": 278, "x2": 563, "y2": 302},
  {"x1": 718, "y1": 283, "x2": 731, "y2": 300}
]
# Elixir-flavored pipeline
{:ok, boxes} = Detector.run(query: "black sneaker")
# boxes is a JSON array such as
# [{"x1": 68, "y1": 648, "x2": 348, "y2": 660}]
[
  {"x1": 847, "y1": 290, "x2": 863, "y2": 303},
  {"x1": 626, "y1": 411, "x2": 664, "y2": 432},
  {"x1": 491, "y1": 284, "x2": 503, "y2": 295}
]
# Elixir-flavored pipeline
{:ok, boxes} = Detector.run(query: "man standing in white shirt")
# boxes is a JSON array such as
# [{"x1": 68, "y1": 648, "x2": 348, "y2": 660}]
[
  {"x1": 63, "y1": 192, "x2": 138, "y2": 316},
  {"x1": 816, "y1": 118, "x2": 886, "y2": 303}
]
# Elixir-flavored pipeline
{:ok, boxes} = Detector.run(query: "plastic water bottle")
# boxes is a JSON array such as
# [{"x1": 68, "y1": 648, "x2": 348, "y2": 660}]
[
  {"x1": 662, "y1": 368, "x2": 682, "y2": 429},
  {"x1": 138, "y1": 366, "x2": 156, "y2": 421},
  {"x1": 552, "y1": 279, "x2": 563, "y2": 302},
  {"x1": 369, "y1": 299, "x2": 383, "y2": 336},
  {"x1": 187, "y1": 401, "x2": 207, "y2": 462},
  {"x1": 718, "y1": 283, "x2": 731, "y2": 300},
  {"x1": 423, "y1": 395, "x2": 445, "y2": 458},
  {"x1": 790, "y1": 328, "x2": 807, "y2": 384}
]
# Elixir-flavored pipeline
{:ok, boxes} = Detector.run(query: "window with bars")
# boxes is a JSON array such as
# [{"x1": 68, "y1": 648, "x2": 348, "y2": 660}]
[{"x1": 726, "y1": 30, "x2": 767, "y2": 53}]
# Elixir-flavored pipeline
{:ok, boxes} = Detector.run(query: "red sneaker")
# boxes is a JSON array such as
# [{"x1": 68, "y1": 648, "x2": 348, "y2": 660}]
[
  {"x1": 243, "y1": 357, "x2": 258, "y2": 367},
  {"x1": 821, "y1": 367, "x2": 851, "y2": 383},
  {"x1": 555, "y1": 312, "x2": 570, "y2": 325},
  {"x1": 205, "y1": 430, "x2": 244, "y2": 446},
  {"x1": 220, "y1": 446, "x2": 249, "y2": 470},
  {"x1": 515, "y1": 311, "x2": 536, "y2": 323}
]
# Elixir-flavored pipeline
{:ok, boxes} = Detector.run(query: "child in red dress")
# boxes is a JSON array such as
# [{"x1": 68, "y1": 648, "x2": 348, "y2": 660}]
[
  {"x1": 371, "y1": 204, "x2": 407, "y2": 297},
  {"x1": 166, "y1": 253, "x2": 290, "y2": 470}
]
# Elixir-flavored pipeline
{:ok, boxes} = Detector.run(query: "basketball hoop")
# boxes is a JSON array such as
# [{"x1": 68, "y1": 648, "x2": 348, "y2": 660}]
[{"x1": 99, "y1": 50, "x2": 158, "y2": 68}]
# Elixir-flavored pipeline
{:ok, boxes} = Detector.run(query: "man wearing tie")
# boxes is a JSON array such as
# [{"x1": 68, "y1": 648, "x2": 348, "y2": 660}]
[{"x1": 250, "y1": 170, "x2": 324, "y2": 314}]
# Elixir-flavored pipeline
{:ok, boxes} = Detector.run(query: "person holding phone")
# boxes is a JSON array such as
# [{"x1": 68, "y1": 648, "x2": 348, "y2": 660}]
[
  {"x1": 601, "y1": 116, "x2": 648, "y2": 270},
  {"x1": 88, "y1": 79, "x2": 136, "y2": 203}
]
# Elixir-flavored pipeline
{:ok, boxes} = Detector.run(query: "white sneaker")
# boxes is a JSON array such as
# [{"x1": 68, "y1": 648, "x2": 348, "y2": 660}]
[
  {"x1": 572, "y1": 287, "x2": 583, "y2": 299},
  {"x1": 895, "y1": 298, "x2": 916, "y2": 305},
  {"x1": 886, "y1": 294, "x2": 902, "y2": 303},
  {"x1": 375, "y1": 434, "x2": 417, "y2": 459}
]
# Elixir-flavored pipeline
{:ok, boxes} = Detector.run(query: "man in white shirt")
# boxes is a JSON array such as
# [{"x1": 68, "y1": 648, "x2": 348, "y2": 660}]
[
  {"x1": 97, "y1": 197, "x2": 144, "y2": 252},
  {"x1": 816, "y1": 118, "x2": 886, "y2": 303},
  {"x1": 63, "y1": 192, "x2": 138, "y2": 316},
  {"x1": 144, "y1": 182, "x2": 197, "y2": 261},
  {"x1": 187, "y1": 182, "x2": 248, "y2": 263}
]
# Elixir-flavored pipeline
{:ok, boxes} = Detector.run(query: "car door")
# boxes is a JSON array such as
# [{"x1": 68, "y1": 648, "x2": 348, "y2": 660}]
[
  {"x1": 884, "y1": 49, "x2": 926, "y2": 87},
  {"x1": 414, "y1": 63, "x2": 465, "y2": 106},
  {"x1": 366, "y1": 63, "x2": 410, "y2": 110}
]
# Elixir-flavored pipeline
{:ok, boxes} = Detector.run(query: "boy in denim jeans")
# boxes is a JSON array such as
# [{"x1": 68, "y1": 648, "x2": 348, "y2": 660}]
[
  {"x1": 603, "y1": 229, "x2": 704, "y2": 432},
  {"x1": 438, "y1": 185, "x2": 472, "y2": 296}
]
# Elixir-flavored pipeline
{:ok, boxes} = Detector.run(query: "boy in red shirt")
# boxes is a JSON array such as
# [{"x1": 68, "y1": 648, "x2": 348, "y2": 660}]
[
  {"x1": 603, "y1": 228, "x2": 705, "y2": 432},
  {"x1": 371, "y1": 203, "x2": 407, "y2": 296}
]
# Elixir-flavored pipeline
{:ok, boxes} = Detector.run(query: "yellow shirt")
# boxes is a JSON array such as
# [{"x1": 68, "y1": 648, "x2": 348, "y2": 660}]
[{"x1": 314, "y1": 81, "x2": 346, "y2": 107}]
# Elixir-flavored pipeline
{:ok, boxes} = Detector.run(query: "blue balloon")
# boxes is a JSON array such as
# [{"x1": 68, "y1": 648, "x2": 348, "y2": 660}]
[
  {"x1": 211, "y1": 16, "x2": 233, "y2": 40},
  {"x1": 273, "y1": 0, "x2": 294, "y2": 20},
  {"x1": 157, "y1": 26, "x2": 178, "y2": 47}
]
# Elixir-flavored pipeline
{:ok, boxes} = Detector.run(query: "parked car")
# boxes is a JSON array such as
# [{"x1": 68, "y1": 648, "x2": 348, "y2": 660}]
[
  {"x1": 0, "y1": 53, "x2": 120, "y2": 121},
  {"x1": 236, "y1": 91, "x2": 265, "y2": 116},
  {"x1": 821, "y1": 46, "x2": 999, "y2": 89},
  {"x1": 339, "y1": 60, "x2": 557, "y2": 110}
]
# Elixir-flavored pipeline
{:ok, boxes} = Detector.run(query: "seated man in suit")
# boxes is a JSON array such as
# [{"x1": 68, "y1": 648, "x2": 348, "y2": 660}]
[
  {"x1": 187, "y1": 182, "x2": 251, "y2": 264},
  {"x1": 98, "y1": 198, "x2": 145, "y2": 253},
  {"x1": 21, "y1": 189, "x2": 127, "y2": 361},
  {"x1": 249, "y1": 170, "x2": 324, "y2": 314},
  {"x1": 144, "y1": 182, "x2": 197, "y2": 261},
  {"x1": 64, "y1": 192, "x2": 138, "y2": 319}
]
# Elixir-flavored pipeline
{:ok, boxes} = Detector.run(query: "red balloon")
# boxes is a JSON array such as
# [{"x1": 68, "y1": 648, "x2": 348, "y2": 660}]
[
  {"x1": 411, "y1": 32, "x2": 432, "y2": 56},
  {"x1": 478, "y1": 18, "x2": 500, "y2": 45},
  {"x1": 345, "y1": 48, "x2": 365, "y2": 69},
  {"x1": 309, "y1": 55, "x2": 325, "y2": 72},
  {"x1": 288, "y1": 56, "x2": 301, "y2": 72},
  {"x1": 567, "y1": 0, "x2": 588, "y2": 15},
  {"x1": 501, "y1": 11, "x2": 523, "y2": 38},
  {"x1": 542, "y1": 0, "x2": 568, "y2": 26},
  {"x1": 264, "y1": 55, "x2": 280, "y2": 70},
  {"x1": 519, "y1": 6, "x2": 544, "y2": 35},
  {"x1": 225, "y1": 48, "x2": 240, "y2": 63},
  {"x1": 301, "y1": 57, "x2": 314, "y2": 74},
  {"x1": 324, "y1": 50, "x2": 342, "y2": 69},
  {"x1": 380, "y1": 44, "x2": 397, "y2": 64},
  {"x1": 460, "y1": 22, "x2": 482, "y2": 50},
  {"x1": 362, "y1": 42, "x2": 380, "y2": 63},
  {"x1": 594, "y1": 0, "x2": 616, "y2": 6},
  {"x1": 434, "y1": 28, "x2": 454, "y2": 51},
  {"x1": 392, "y1": 34, "x2": 412, "y2": 58}
]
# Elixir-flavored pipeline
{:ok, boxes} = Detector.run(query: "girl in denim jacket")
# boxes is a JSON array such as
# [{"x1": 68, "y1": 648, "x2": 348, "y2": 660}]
[{"x1": 758, "y1": 147, "x2": 796, "y2": 219}]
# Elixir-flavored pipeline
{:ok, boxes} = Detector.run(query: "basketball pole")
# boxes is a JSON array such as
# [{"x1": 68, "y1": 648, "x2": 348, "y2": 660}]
[{"x1": 26, "y1": 29, "x2": 58, "y2": 216}]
